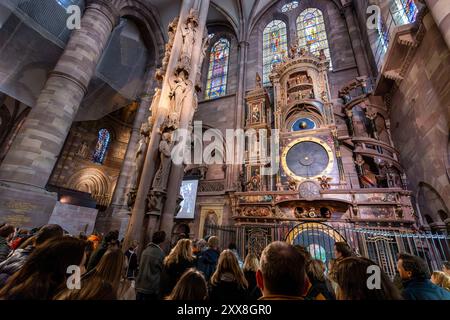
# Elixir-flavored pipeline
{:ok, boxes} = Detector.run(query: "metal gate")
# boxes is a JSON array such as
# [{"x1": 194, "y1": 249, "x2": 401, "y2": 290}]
[{"x1": 204, "y1": 222, "x2": 450, "y2": 278}]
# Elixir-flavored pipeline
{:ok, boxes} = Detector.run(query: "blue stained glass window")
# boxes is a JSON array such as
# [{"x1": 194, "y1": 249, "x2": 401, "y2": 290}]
[
  {"x1": 292, "y1": 118, "x2": 316, "y2": 131},
  {"x1": 263, "y1": 20, "x2": 288, "y2": 86},
  {"x1": 395, "y1": 0, "x2": 418, "y2": 24},
  {"x1": 282, "y1": 1, "x2": 299, "y2": 13},
  {"x1": 297, "y1": 8, "x2": 332, "y2": 69},
  {"x1": 205, "y1": 38, "x2": 230, "y2": 99},
  {"x1": 93, "y1": 129, "x2": 110, "y2": 164}
]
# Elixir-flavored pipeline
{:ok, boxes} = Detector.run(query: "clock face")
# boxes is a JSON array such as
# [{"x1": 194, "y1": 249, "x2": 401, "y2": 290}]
[{"x1": 285, "y1": 141, "x2": 330, "y2": 178}]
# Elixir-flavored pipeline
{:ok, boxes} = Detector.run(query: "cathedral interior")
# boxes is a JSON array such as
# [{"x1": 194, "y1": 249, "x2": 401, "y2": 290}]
[{"x1": 0, "y1": 0, "x2": 449, "y2": 273}]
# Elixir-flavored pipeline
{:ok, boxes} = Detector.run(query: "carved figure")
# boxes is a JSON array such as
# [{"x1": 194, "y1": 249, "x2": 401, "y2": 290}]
[
  {"x1": 318, "y1": 176, "x2": 332, "y2": 190},
  {"x1": 246, "y1": 169, "x2": 261, "y2": 191},
  {"x1": 179, "y1": 9, "x2": 199, "y2": 70},
  {"x1": 256, "y1": 73, "x2": 262, "y2": 88},
  {"x1": 152, "y1": 131, "x2": 174, "y2": 190}
]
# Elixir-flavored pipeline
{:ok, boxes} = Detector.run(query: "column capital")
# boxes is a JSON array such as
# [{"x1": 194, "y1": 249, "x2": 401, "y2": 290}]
[{"x1": 87, "y1": 0, "x2": 121, "y2": 29}]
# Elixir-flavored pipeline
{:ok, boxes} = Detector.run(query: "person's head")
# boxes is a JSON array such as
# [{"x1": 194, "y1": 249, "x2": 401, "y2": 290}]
[
  {"x1": 131, "y1": 240, "x2": 139, "y2": 250},
  {"x1": 0, "y1": 224, "x2": 15, "y2": 241},
  {"x1": 307, "y1": 259, "x2": 326, "y2": 283},
  {"x1": 243, "y1": 253, "x2": 260, "y2": 273},
  {"x1": 207, "y1": 236, "x2": 219, "y2": 250},
  {"x1": 431, "y1": 271, "x2": 450, "y2": 291},
  {"x1": 0, "y1": 236, "x2": 87, "y2": 300},
  {"x1": 196, "y1": 239, "x2": 207, "y2": 251},
  {"x1": 152, "y1": 230, "x2": 166, "y2": 245},
  {"x1": 397, "y1": 253, "x2": 429, "y2": 281},
  {"x1": 443, "y1": 261, "x2": 450, "y2": 276},
  {"x1": 257, "y1": 241, "x2": 306, "y2": 297},
  {"x1": 211, "y1": 249, "x2": 248, "y2": 289},
  {"x1": 228, "y1": 242, "x2": 237, "y2": 250},
  {"x1": 334, "y1": 242, "x2": 352, "y2": 260},
  {"x1": 103, "y1": 230, "x2": 119, "y2": 245},
  {"x1": 335, "y1": 257, "x2": 402, "y2": 300},
  {"x1": 166, "y1": 269, "x2": 208, "y2": 300},
  {"x1": 34, "y1": 224, "x2": 64, "y2": 248},
  {"x1": 164, "y1": 238, "x2": 193, "y2": 266},
  {"x1": 89, "y1": 248, "x2": 124, "y2": 292}
]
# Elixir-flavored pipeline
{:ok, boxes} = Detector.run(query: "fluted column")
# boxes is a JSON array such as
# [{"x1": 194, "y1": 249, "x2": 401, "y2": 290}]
[
  {"x1": 425, "y1": 0, "x2": 450, "y2": 49},
  {"x1": 0, "y1": 1, "x2": 120, "y2": 227},
  {"x1": 159, "y1": 0, "x2": 211, "y2": 248},
  {"x1": 0, "y1": 1, "x2": 119, "y2": 188},
  {"x1": 226, "y1": 40, "x2": 249, "y2": 190},
  {"x1": 342, "y1": 3, "x2": 371, "y2": 76}
]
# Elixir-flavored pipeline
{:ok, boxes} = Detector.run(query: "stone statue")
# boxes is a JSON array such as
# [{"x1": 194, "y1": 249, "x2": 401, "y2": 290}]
[
  {"x1": 133, "y1": 122, "x2": 150, "y2": 181},
  {"x1": 159, "y1": 17, "x2": 179, "y2": 80},
  {"x1": 256, "y1": 73, "x2": 262, "y2": 88},
  {"x1": 290, "y1": 43, "x2": 298, "y2": 58},
  {"x1": 169, "y1": 69, "x2": 193, "y2": 116},
  {"x1": 147, "y1": 190, "x2": 165, "y2": 215},
  {"x1": 179, "y1": 9, "x2": 199, "y2": 71},
  {"x1": 152, "y1": 131, "x2": 174, "y2": 191}
]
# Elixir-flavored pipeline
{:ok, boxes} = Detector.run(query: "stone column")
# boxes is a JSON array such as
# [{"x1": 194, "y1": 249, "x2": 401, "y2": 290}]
[
  {"x1": 226, "y1": 40, "x2": 249, "y2": 190},
  {"x1": 159, "y1": 0, "x2": 211, "y2": 248},
  {"x1": 123, "y1": 0, "x2": 196, "y2": 249},
  {"x1": 425, "y1": 0, "x2": 450, "y2": 50},
  {"x1": 342, "y1": 3, "x2": 371, "y2": 77},
  {"x1": 0, "y1": 0, "x2": 120, "y2": 227}
]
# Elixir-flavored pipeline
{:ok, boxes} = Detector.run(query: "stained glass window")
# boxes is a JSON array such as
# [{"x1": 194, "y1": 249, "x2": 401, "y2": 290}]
[
  {"x1": 93, "y1": 129, "x2": 110, "y2": 164},
  {"x1": 205, "y1": 38, "x2": 230, "y2": 99},
  {"x1": 394, "y1": 0, "x2": 418, "y2": 24},
  {"x1": 297, "y1": 8, "x2": 332, "y2": 69},
  {"x1": 282, "y1": 1, "x2": 299, "y2": 13},
  {"x1": 263, "y1": 20, "x2": 288, "y2": 86}
]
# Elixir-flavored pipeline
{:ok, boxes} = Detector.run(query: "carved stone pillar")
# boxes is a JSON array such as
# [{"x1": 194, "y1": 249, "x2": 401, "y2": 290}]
[
  {"x1": 123, "y1": 0, "x2": 198, "y2": 249},
  {"x1": 226, "y1": 40, "x2": 249, "y2": 190},
  {"x1": 342, "y1": 3, "x2": 371, "y2": 76},
  {"x1": 0, "y1": 0, "x2": 120, "y2": 227},
  {"x1": 158, "y1": 0, "x2": 211, "y2": 249}
]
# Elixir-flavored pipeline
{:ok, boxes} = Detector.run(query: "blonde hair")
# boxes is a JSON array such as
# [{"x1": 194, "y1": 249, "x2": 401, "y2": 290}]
[
  {"x1": 211, "y1": 250, "x2": 248, "y2": 289},
  {"x1": 243, "y1": 253, "x2": 259, "y2": 272},
  {"x1": 431, "y1": 271, "x2": 450, "y2": 291},
  {"x1": 208, "y1": 236, "x2": 219, "y2": 249},
  {"x1": 308, "y1": 259, "x2": 326, "y2": 282},
  {"x1": 164, "y1": 238, "x2": 194, "y2": 266}
]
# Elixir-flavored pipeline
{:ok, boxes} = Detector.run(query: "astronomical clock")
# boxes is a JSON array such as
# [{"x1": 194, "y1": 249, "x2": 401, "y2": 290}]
[{"x1": 232, "y1": 47, "x2": 415, "y2": 237}]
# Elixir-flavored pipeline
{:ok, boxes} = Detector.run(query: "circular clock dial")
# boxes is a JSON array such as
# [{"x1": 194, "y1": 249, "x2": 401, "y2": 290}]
[{"x1": 285, "y1": 141, "x2": 330, "y2": 178}]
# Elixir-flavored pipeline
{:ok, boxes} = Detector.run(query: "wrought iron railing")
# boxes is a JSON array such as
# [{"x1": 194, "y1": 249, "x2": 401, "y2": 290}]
[{"x1": 204, "y1": 222, "x2": 450, "y2": 279}]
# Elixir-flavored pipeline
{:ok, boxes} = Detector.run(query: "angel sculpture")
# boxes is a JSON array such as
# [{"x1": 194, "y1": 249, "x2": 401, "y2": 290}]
[{"x1": 318, "y1": 175, "x2": 332, "y2": 190}]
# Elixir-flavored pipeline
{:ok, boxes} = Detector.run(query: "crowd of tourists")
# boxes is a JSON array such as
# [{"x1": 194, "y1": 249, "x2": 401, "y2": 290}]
[{"x1": 0, "y1": 223, "x2": 449, "y2": 300}]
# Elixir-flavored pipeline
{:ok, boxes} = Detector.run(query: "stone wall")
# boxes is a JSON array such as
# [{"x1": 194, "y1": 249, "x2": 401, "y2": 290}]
[
  {"x1": 389, "y1": 13, "x2": 450, "y2": 219},
  {"x1": 49, "y1": 107, "x2": 134, "y2": 208}
]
